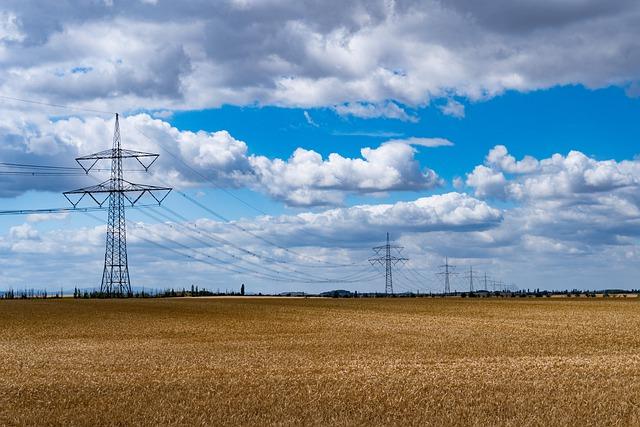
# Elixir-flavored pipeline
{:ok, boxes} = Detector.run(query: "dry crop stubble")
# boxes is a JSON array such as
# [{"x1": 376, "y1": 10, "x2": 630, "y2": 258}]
[{"x1": 1, "y1": 297, "x2": 639, "y2": 425}]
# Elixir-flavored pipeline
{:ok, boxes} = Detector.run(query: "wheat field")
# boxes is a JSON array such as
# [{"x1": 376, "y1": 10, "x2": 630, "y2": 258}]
[{"x1": 1, "y1": 297, "x2": 639, "y2": 426}]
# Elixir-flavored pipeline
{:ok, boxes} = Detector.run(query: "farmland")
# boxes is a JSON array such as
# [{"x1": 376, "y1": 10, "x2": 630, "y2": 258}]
[{"x1": 1, "y1": 297, "x2": 639, "y2": 425}]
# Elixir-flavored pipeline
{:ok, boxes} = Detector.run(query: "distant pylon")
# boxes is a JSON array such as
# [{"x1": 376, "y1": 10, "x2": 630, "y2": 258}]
[
  {"x1": 369, "y1": 232, "x2": 408, "y2": 295},
  {"x1": 464, "y1": 265, "x2": 477, "y2": 292},
  {"x1": 64, "y1": 114, "x2": 171, "y2": 296},
  {"x1": 438, "y1": 257, "x2": 457, "y2": 294},
  {"x1": 489, "y1": 279, "x2": 503, "y2": 292}
]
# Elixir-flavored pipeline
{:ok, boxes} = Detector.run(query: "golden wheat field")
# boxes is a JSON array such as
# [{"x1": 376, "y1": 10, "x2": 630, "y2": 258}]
[{"x1": 1, "y1": 297, "x2": 640, "y2": 426}]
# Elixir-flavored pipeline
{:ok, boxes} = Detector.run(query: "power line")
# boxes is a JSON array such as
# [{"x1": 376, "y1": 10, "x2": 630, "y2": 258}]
[
  {"x1": 176, "y1": 189, "x2": 359, "y2": 268},
  {"x1": 135, "y1": 219, "x2": 311, "y2": 282},
  {"x1": 83, "y1": 211, "x2": 296, "y2": 283},
  {"x1": 135, "y1": 128, "x2": 269, "y2": 216},
  {"x1": 130, "y1": 149, "x2": 364, "y2": 268},
  {"x1": 0, "y1": 162, "x2": 79, "y2": 171},
  {"x1": 160, "y1": 205, "x2": 318, "y2": 267},
  {"x1": 136, "y1": 128, "x2": 367, "y2": 248},
  {"x1": 0, "y1": 171, "x2": 87, "y2": 176},
  {"x1": 160, "y1": 205, "x2": 369, "y2": 274},
  {"x1": 83, "y1": 203, "x2": 378, "y2": 285},
  {"x1": 0, "y1": 204, "x2": 159, "y2": 216},
  {"x1": 405, "y1": 265, "x2": 435, "y2": 282},
  {"x1": 0, "y1": 162, "x2": 153, "y2": 174},
  {"x1": 118, "y1": 212, "x2": 378, "y2": 285},
  {"x1": 85, "y1": 211, "x2": 291, "y2": 282},
  {"x1": 137, "y1": 207, "x2": 346, "y2": 283},
  {"x1": 86, "y1": 162, "x2": 368, "y2": 275},
  {"x1": 0, "y1": 94, "x2": 115, "y2": 115},
  {"x1": 403, "y1": 266, "x2": 439, "y2": 292},
  {"x1": 396, "y1": 269, "x2": 425, "y2": 293}
]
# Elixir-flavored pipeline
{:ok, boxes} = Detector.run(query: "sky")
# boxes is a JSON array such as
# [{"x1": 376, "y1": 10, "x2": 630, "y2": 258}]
[{"x1": 0, "y1": 0, "x2": 639, "y2": 294}]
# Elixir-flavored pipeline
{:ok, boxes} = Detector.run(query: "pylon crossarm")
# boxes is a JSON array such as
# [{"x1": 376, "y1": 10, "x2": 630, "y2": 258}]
[
  {"x1": 75, "y1": 149, "x2": 159, "y2": 173},
  {"x1": 75, "y1": 148, "x2": 115, "y2": 160},
  {"x1": 123, "y1": 190, "x2": 146, "y2": 206},
  {"x1": 375, "y1": 244, "x2": 403, "y2": 250},
  {"x1": 149, "y1": 188, "x2": 172, "y2": 205},
  {"x1": 63, "y1": 192, "x2": 85, "y2": 208},
  {"x1": 118, "y1": 149, "x2": 159, "y2": 160},
  {"x1": 76, "y1": 158, "x2": 99, "y2": 174},
  {"x1": 64, "y1": 179, "x2": 171, "y2": 208},
  {"x1": 133, "y1": 154, "x2": 158, "y2": 171},
  {"x1": 88, "y1": 192, "x2": 108, "y2": 207},
  {"x1": 128, "y1": 184, "x2": 172, "y2": 192},
  {"x1": 65, "y1": 179, "x2": 171, "y2": 194},
  {"x1": 76, "y1": 148, "x2": 159, "y2": 160},
  {"x1": 64, "y1": 179, "x2": 115, "y2": 194}
]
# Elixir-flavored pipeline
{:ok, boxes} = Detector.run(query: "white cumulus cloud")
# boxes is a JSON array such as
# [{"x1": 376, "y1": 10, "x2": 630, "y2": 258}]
[
  {"x1": 0, "y1": 1, "x2": 638, "y2": 115},
  {"x1": 0, "y1": 113, "x2": 442, "y2": 206}
]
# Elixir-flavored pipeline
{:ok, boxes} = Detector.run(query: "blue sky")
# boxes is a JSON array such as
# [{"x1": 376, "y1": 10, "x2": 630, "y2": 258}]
[
  {"x1": 172, "y1": 85, "x2": 640, "y2": 181},
  {"x1": 5, "y1": 85, "x2": 637, "y2": 225},
  {"x1": 1, "y1": 1, "x2": 639, "y2": 293}
]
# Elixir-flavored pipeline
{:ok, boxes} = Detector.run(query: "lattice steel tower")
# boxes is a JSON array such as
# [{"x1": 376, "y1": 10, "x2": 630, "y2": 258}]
[
  {"x1": 464, "y1": 265, "x2": 477, "y2": 293},
  {"x1": 369, "y1": 232, "x2": 408, "y2": 294},
  {"x1": 438, "y1": 257, "x2": 457, "y2": 294},
  {"x1": 64, "y1": 114, "x2": 171, "y2": 296}
]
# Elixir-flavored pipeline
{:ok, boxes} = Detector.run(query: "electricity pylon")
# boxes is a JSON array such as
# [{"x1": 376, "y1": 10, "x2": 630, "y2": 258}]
[
  {"x1": 464, "y1": 265, "x2": 478, "y2": 292},
  {"x1": 64, "y1": 114, "x2": 171, "y2": 296},
  {"x1": 438, "y1": 257, "x2": 457, "y2": 294},
  {"x1": 369, "y1": 232, "x2": 408, "y2": 295}
]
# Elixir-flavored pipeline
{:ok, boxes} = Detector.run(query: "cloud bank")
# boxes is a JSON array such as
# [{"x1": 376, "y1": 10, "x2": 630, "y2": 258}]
[
  {"x1": 0, "y1": 1, "x2": 638, "y2": 116},
  {"x1": 0, "y1": 113, "x2": 442, "y2": 206}
]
